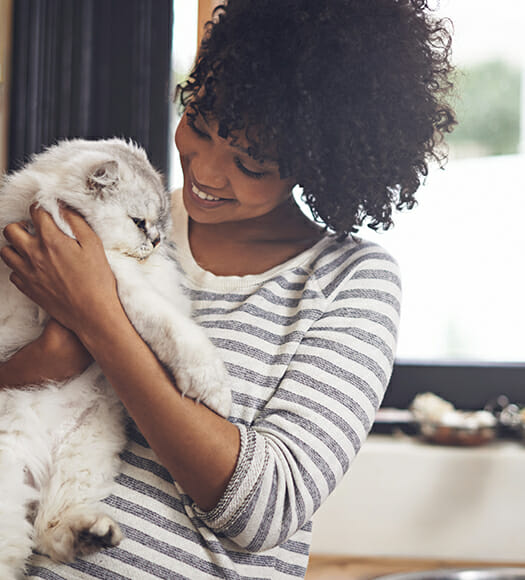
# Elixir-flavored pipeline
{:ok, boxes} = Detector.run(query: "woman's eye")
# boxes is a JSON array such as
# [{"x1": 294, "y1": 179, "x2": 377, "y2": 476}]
[
  {"x1": 132, "y1": 217, "x2": 146, "y2": 229},
  {"x1": 234, "y1": 158, "x2": 266, "y2": 180},
  {"x1": 186, "y1": 111, "x2": 267, "y2": 179}
]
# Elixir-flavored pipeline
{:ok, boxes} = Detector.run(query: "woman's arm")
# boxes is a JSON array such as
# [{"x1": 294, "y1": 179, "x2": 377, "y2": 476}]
[
  {"x1": 0, "y1": 206, "x2": 240, "y2": 511},
  {"x1": 0, "y1": 320, "x2": 93, "y2": 388},
  {"x1": 76, "y1": 300, "x2": 240, "y2": 510}
]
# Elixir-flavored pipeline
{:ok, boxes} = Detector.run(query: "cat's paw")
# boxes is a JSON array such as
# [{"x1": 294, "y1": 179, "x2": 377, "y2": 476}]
[
  {"x1": 177, "y1": 360, "x2": 232, "y2": 418},
  {"x1": 75, "y1": 514, "x2": 123, "y2": 555},
  {"x1": 38, "y1": 511, "x2": 123, "y2": 562}
]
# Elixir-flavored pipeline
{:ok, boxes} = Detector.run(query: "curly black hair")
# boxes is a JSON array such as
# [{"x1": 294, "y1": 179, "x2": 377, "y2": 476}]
[{"x1": 177, "y1": 0, "x2": 456, "y2": 234}]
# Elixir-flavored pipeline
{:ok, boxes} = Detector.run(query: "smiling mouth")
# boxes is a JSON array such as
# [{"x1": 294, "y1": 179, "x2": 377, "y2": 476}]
[{"x1": 191, "y1": 183, "x2": 224, "y2": 202}]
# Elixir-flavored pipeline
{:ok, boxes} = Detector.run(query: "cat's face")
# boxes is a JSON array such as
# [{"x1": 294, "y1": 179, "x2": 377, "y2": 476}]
[{"x1": 75, "y1": 143, "x2": 171, "y2": 260}]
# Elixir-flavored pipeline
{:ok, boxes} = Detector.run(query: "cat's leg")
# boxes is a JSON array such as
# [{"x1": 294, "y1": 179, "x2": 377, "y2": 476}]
[
  {"x1": 153, "y1": 312, "x2": 233, "y2": 418},
  {"x1": 0, "y1": 443, "x2": 39, "y2": 579},
  {"x1": 112, "y1": 257, "x2": 232, "y2": 418},
  {"x1": 33, "y1": 385, "x2": 126, "y2": 562}
]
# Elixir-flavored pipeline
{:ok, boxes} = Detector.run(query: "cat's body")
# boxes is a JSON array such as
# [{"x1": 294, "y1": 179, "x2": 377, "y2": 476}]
[{"x1": 0, "y1": 138, "x2": 231, "y2": 578}]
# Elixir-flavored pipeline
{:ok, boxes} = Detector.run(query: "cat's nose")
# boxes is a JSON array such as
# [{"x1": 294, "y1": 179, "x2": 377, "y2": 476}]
[{"x1": 151, "y1": 236, "x2": 161, "y2": 248}]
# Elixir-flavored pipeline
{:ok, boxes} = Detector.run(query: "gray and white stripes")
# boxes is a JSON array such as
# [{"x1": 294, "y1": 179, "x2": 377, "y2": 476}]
[{"x1": 27, "y1": 196, "x2": 400, "y2": 579}]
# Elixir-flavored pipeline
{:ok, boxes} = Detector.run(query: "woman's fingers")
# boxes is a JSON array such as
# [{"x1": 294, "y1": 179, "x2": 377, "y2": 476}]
[
  {"x1": 2, "y1": 221, "x2": 34, "y2": 256},
  {"x1": 59, "y1": 206, "x2": 98, "y2": 246},
  {"x1": 29, "y1": 204, "x2": 69, "y2": 243},
  {"x1": 8, "y1": 271, "x2": 27, "y2": 293},
  {"x1": 1, "y1": 203, "x2": 115, "y2": 333},
  {"x1": 0, "y1": 243, "x2": 27, "y2": 272},
  {"x1": 29, "y1": 204, "x2": 96, "y2": 248}
]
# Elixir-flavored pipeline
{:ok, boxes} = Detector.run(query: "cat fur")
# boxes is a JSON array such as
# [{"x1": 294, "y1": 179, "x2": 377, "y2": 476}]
[{"x1": 0, "y1": 138, "x2": 231, "y2": 578}]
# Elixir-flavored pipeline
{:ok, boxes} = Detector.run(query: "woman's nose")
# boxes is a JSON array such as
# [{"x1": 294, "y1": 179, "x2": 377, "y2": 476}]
[{"x1": 191, "y1": 153, "x2": 228, "y2": 190}]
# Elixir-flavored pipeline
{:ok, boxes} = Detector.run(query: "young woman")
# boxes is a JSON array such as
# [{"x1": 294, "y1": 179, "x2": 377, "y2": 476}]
[{"x1": 0, "y1": 0, "x2": 455, "y2": 578}]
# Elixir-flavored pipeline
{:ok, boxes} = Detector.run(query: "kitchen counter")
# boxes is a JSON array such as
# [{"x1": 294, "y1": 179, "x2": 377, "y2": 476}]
[
  {"x1": 311, "y1": 434, "x2": 525, "y2": 562},
  {"x1": 305, "y1": 556, "x2": 525, "y2": 580}
]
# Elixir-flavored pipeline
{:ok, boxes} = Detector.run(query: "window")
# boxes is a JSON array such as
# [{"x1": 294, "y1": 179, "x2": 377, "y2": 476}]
[
  {"x1": 170, "y1": 0, "x2": 222, "y2": 188},
  {"x1": 365, "y1": 0, "x2": 525, "y2": 365},
  {"x1": 170, "y1": 0, "x2": 198, "y2": 189}
]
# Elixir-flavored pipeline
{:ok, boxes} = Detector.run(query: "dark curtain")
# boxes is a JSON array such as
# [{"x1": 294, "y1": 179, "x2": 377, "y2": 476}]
[{"x1": 8, "y1": 0, "x2": 173, "y2": 175}]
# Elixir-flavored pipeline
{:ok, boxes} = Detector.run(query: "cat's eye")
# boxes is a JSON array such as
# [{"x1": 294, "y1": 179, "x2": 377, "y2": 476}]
[{"x1": 131, "y1": 217, "x2": 146, "y2": 230}]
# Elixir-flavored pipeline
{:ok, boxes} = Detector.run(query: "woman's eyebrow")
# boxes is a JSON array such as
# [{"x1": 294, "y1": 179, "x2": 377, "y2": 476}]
[
  {"x1": 231, "y1": 144, "x2": 279, "y2": 168},
  {"x1": 227, "y1": 138, "x2": 279, "y2": 168},
  {"x1": 199, "y1": 110, "x2": 279, "y2": 168}
]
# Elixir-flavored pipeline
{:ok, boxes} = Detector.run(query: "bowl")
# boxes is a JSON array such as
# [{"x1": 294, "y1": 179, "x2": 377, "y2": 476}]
[
  {"x1": 417, "y1": 421, "x2": 497, "y2": 446},
  {"x1": 409, "y1": 393, "x2": 498, "y2": 446}
]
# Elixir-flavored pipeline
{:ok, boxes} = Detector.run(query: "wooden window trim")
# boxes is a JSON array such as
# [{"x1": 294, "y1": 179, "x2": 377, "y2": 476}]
[
  {"x1": 198, "y1": 0, "x2": 223, "y2": 47},
  {"x1": 0, "y1": 0, "x2": 13, "y2": 173}
]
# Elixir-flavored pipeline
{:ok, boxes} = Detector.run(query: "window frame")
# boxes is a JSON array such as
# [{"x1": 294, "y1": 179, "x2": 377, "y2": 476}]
[{"x1": 384, "y1": 362, "x2": 525, "y2": 410}]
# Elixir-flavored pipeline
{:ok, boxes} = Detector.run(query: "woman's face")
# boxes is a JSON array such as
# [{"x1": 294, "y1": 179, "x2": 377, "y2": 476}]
[{"x1": 175, "y1": 110, "x2": 296, "y2": 225}]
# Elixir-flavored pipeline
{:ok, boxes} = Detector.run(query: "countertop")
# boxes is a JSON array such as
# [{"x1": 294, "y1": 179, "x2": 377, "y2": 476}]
[{"x1": 305, "y1": 556, "x2": 525, "y2": 580}]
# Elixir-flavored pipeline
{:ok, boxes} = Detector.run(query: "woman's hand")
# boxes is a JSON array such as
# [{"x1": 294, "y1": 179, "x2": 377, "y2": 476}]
[
  {"x1": 0, "y1": 319, "x2": 93, "y2": 389},
  {"x1": 0, "y1": 205, "x2": 121, "y2": 337},
  {"x1": 39, "y1": 319, "x2": 94, "y2": 377}
]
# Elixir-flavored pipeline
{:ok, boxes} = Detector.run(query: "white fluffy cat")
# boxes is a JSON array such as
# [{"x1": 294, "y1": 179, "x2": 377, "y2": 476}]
[{"x1": 0, "y1": 138, "x2": 231, "y2": 578}]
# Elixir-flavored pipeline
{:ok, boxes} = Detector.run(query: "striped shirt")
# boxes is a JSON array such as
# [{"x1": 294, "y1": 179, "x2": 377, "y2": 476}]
[{"x1": 27, "y1": 192, "x2": 401, "y2": 579}]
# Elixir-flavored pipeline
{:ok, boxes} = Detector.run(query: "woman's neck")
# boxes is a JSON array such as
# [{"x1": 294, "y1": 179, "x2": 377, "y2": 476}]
[{"x1": 187, "y1": 199, "x2": 324, "y2": 276}]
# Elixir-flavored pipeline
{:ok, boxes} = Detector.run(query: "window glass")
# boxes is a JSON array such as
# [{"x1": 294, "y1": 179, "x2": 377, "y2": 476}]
[
  {"x1": 365, "y1": 0, "x2": 525, "y2": 363},
  {"x1": 169, "y1": 0, "x2": 198, "y2": 189}
]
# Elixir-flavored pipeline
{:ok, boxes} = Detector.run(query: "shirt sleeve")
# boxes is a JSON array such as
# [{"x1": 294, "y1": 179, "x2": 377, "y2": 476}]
[{"x1": 193, "y1": 244, "x2": 401, "y2": 551}]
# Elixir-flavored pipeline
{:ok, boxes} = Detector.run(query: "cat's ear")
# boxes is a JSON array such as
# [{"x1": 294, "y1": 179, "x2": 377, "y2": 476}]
[{"x1": 87, "y1": 160, "x2": 119, "y2": 197}]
